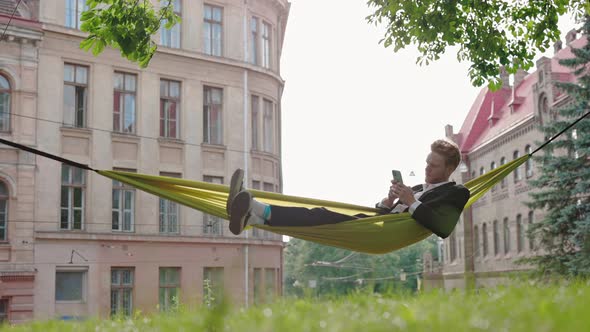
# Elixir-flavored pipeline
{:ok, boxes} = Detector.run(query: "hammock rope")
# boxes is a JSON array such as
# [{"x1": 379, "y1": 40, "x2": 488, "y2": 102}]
[{"x1": 0, "y1": 110, "x2": 586, "y2": 254}]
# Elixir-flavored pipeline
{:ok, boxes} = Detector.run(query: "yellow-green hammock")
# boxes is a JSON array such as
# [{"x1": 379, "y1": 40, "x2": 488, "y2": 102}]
[
  {"x1": 95, "y1": 155, "x2": 529, "y2": 254},
  {"x1": 2, "y1": 109, "x2": 587, "y2": 254}
]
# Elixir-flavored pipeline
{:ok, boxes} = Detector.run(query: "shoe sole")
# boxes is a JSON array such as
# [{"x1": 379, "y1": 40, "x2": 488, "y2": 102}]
[
  {"x1": 229, "y1": 191, "x2": 251, "y2": 235},
  {"x1": 226, "y1": 169, "x2": 244, "y2": 215}
]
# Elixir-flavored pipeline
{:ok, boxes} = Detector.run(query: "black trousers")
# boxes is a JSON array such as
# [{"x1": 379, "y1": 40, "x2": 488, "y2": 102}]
[{"x1": 268, "y1": 205, "x2": 371, "y2": 227}]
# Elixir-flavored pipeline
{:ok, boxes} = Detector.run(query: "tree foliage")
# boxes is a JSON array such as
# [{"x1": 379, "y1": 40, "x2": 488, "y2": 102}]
[
  {"x1": 366, "y1": 0, "x2": 587, "y2": 89},
  {"x1": 79, "y1": 0, "x2": 180, "y2": 68},
  {"x1": 521, "y1": 18, "x2": 590, "y2": 277},
  {"x1": 283, "y1": 236, "x2": 437, "y2": 297}
]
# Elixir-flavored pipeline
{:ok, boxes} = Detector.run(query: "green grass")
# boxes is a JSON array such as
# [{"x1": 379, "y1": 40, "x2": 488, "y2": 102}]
[{"x1": 3, "y1": 280, "x2": 590, "y2": 331}]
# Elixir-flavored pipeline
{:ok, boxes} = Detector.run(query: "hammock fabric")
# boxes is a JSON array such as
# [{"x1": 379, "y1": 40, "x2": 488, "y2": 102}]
[{"x1": 97, "y1": 154, "x2": 530, "y2": 254}]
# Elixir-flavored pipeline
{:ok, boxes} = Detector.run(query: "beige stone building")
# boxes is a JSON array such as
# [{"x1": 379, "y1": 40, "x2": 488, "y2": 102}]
[
  {"x1": 1, "y1": 0, "x2": 290, "y2": 323},
  {"x1": 423, "y1": 31, "x2": 583, "y2": 290}
]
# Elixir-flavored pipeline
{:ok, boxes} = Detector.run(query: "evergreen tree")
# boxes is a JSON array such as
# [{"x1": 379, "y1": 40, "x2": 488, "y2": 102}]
[{"x1": 525, "y1": 18, "x2": 590, "y2": 277}]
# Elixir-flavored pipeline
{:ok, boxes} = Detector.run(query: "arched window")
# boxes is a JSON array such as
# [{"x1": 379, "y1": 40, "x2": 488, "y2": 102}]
[
  {"x1": 493, "y1": 220, "x2": 499, "y2": 255},
  {"x1": 525, "y1": 145, "x2": 533, "y2": 178},
  {"x1": 482, "y1": 223, "x2": 488, "y2": 257},
  {"x1": 503, "y1": 218, "x2": 511, "y2": 254},
  {"x1": 513, "y1": 151, "x2": 522, "y2": 183},
  {"x1": 516, "y1": 214, "x2": 524, "y2": 253},
  {"x1": 538, "y1": 94, "x2": 549, "y2": 124},
  {"x1": 0, "y1": 182, "x2": 8, "y2": 241},
  {"x1": 479, "y1": 167, "x2": 485, "y2": 176},
  {"x1": 0, "y1": 74, "x2": 10, "y2": 132},
  {"x1": 500, "y1": 157, "x2": 507, "y2": 189},
  {"x1": 474, "y1": 225, "x2": 480, "y2": 257}
]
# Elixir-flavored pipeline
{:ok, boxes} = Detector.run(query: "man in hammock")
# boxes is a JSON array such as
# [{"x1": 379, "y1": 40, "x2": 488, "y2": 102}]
[{"x1": 226, "y1": 139, "x2": 470, "y2": 238}]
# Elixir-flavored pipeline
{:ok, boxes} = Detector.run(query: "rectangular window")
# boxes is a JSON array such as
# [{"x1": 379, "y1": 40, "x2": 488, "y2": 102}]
[
  {"x1": 113, "y1": 72, "x2": 137, "y2": 133},
  {"x1": 56, "y1": 270, "x2": 86, "y2": 301},
  {"x1": 253, "y1": 268, "x2": 262, "y2": 304},
  {"x1": 262, "y1": 22, "x2": 271, "y2": 68},
  {"x1": 111, "y1": 268, "x2": 134, "y2": 316},
  {"x1": 63, "y1": 64, "x2": 88, "y2": 128},
  {"x1": 60, "y1": 165, "x2": 85, "y2": 230},
  {"x1": 160, "y1": 79, "x2": 181, "y2": 139},
  {"x1": 203, "y1": 86, "x2": 223, "y2": 144},
  {"x1": 159, "y1": 267, "x2": 180, "y2": 311},
  {"x1": 265, "y1": 268, "x2": 276, "y2": 302},
  {"x1": 203, "y1": 176, "x2": 223, "y2": 235},
  {"x1": 203, "y1": 267, "x2": 224, "y2": 305},
  {"x1": 263, "y1": 99, "x2": 274, "y2": 153},
  {"x1": 0, "y1": 299, "x2": 7, "y2": 323},
  {"x1": 250, "y1": 17, "x2": 259, "y2": 64},
  {"x1": 65, "y1": 0, "x2": 87, "y2": 29},
  {"x1": 160, "y1": 172, "x2": 180, "y2": 234},
  {"x1": 160, "y1": 0, "x2": 181, "y2": 48},
  {"x1": 251, "y1": 95, "x2": 259, "y2": 150},
  {"x1": 203, "y1": 4, "x2": 223, "y2": 56},
  {"x1": 112, "y1": 170, "x2": 135, "y2": 232}
]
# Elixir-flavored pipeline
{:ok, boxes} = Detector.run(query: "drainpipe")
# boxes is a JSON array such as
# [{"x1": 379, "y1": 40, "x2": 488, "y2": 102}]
[{"x1": 242, "y1": 0, "x2": 249, "y2": 307}]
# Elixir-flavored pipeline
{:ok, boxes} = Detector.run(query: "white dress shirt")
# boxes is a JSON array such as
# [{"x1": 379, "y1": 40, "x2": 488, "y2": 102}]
[{"x1": 390, "y1": 181, "x2": 451, "y2": 215}]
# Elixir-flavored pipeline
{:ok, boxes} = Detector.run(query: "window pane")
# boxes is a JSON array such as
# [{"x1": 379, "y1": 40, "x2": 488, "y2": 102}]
[
  {"x1": 63, "y1": 85, "x2": 76, "y2": 126},
  {"x1": 76, "y1": 66, "x2": 88, "y2": 84},
  {"x1": 125, "y1": 75, "x2": 136, "y2": 91},
  {"x1": 169, "y1": 82, "x2": 180, "y2": 98},
  {"x1": 212, "y1": 7, "x2": 222, "y2": 21},
  {"x1": 64, "y1": 64, "x2": 75, "y2": 82},
  {"x1": 56, "y1": 271, "x2": 84, "y2": 301},
  {"x1": 73, "y1": 188, "x2": 83, "y2": 207},
  {"x1": 114, "y1": 73, "x2": 124, "y2": 90}
]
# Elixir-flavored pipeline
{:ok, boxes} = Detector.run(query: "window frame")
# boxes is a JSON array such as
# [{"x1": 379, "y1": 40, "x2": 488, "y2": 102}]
[
  {"x1": 112, "y1": 170, "x2": 136, "y2": 233},
  {"x1": 63, "y1": 63, "x2": 89, "y2": 128},
  {"x1": 250, "y1": 17, "x2": 259, "y2": 64},
  {"x1": 0, "y1": 74, "x2": 11, "y2": 132},
  {"x1": 203, "y1": 4, "x2": 223, "y2": 56},
  {"x1": 55, "y1": 269, "x2": 87, "y2": 303},
  {"x1": 159, "y1": 267, "x2": 181, "y2": 311},
  {"x1": 60, "y1": 165, "x2": 85, "y2": 231},
  {"x1": 160, "y1": 79, "x2": 181, "y2": 139},
  {"x1": 203, "y1": 267, "x2": 224, "y2": 306},
  {"x1": 159, "y1": 172, "x2": 181, "y2": 234},
  {"x1": 113, "y1": 72, "x2": 137, "y2": 134},
  {"x1": 503, "y1": 217, "x2": 511, "y2": 254},
  {"x1": 202, "y1": 175, "x2": 223, "y2": 235},
  {"x1": 262, "y1": 21, "x2": 271, "y2": 68},
  {"x1": 262, "y1": 98, "x2": 274, "y2": 153},
  {"x1": 160, "y1": 0, "x2": 182, "y2": 48},
  {"x1": 110, "y1": 267, "x2": 134, "y2": 316},
  {"x1": 0, "y1": 182, "x2": 8, "y2": 241},
  {"x1": 203, "y1": 86, "x2": 223, "y2": 145},
  {"x1": 65, "y1": 0, "x2": 87, "y2": 29}
]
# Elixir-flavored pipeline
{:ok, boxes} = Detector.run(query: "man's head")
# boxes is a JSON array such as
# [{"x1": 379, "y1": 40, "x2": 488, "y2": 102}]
[{"x1": 425, "y1": 139, "x2": 461, "y2": 184}]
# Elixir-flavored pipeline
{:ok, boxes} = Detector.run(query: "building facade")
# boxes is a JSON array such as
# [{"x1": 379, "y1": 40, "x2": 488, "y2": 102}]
[
  {"x1": 1, "y1": 0, "x2": 290, "y2": 323},
  {"x1": 423, "y1": 31, "x2": 582, "y2": 290}
]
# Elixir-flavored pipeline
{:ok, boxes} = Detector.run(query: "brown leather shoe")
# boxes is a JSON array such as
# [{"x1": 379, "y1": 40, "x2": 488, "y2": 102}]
[
  {"x1": 226, "y1": 169, "x2": 244, "y2": 215},
  {"x1": 229, "y1": 191, "x2": 252, "y2": 235}
]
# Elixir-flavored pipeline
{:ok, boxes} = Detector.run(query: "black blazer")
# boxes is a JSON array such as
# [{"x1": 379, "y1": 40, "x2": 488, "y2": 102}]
[{"x1": 378, "y1": 182, "x2": 470, "y2": 239}]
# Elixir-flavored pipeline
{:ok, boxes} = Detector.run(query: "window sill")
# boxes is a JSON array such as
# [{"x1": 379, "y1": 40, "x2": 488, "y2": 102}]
[
  {"x1": 60, "y1": 126, "x2": 92, "y2": 137},
  {"x1": 111, "y1": 132, "x2": 139, "y2": 142},
  {"x1": 158, "y1": 137, "x2": 184, "y2": 145},
  {"x1": 201, "y1": 143, "x2": 226, "y2": 151}
]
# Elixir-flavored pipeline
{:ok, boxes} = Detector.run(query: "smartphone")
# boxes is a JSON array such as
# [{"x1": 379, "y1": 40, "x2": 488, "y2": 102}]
[{"x1": 392, "y1": 170, "x2": 403, "y2": 184}]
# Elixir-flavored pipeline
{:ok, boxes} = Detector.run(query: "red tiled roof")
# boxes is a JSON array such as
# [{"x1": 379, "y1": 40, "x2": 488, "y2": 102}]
[{"x1": 457, "y1": 36, "x2": 586, "y2": 153}]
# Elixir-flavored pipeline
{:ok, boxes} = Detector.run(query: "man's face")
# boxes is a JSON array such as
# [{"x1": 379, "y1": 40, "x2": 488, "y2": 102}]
[{"x1": 425, "y1": 152, "x2": 452, "y2": 184}]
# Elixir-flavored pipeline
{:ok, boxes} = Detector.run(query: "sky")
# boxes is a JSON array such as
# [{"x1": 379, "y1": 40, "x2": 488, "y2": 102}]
[{"x1": 278, "y1": 0, "x2": 578, "y2": 208}]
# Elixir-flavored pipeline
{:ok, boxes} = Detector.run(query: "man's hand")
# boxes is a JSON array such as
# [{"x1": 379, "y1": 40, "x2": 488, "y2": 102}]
[{"x1": 391, "y1": 182, "x2": 416, "y2": 206}]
